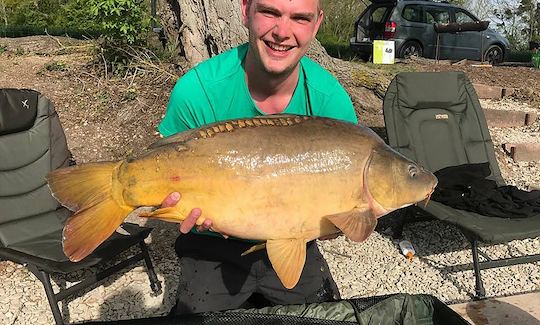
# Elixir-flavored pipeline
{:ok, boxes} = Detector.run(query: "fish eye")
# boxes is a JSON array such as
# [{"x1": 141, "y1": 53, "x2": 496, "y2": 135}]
[{"x1": 408, "y1": 165, "x2": 418, "y2": 177}]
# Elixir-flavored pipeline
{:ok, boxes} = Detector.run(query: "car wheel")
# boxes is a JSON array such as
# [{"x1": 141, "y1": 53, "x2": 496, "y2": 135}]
[
  {"x1": 484, "y1": 45, "x2": 504, "y2": 65},
  {"x1": 399, "y1": 41, "x2": 423, "y2": 58}
]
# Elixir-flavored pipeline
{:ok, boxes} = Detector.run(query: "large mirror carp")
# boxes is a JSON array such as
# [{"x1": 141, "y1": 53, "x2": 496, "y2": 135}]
[{"x1": 47, "y1": 114, "x2": 437, "y2": 289}]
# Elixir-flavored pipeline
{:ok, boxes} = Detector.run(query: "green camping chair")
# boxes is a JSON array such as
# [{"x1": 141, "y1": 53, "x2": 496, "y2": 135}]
[
  {"x1": 382, "y1": 72, "x2": 540, "y2": 299},
  {"x1": 0, "y1": 88, "x2": 162, "y2": 324}
]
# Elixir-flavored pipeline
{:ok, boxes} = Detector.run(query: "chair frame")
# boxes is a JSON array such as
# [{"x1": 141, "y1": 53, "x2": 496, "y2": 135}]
[
  {"x1": 389, "y1": 203, "x2": 540, "y2": 300},
  {"x1": 1, "y1": 240, "x2": 162, "y2": 325}
]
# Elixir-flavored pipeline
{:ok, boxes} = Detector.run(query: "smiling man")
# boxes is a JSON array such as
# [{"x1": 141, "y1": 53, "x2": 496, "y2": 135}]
[{"x1": 159, "y1": 0, "x2": 358, "y2": 315}]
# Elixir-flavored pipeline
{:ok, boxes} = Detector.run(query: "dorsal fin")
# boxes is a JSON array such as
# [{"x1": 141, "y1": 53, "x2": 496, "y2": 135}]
[{"x1": 150, "y1": 114, "x2": 314, "y2": 150}]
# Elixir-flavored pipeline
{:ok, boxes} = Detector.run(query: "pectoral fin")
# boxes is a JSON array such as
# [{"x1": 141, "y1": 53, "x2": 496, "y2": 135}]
[
  {"x1": 266, "y1": 239, "x2": 307, "y2": 289},
  {"x1": 325, "y1": 208, "x2": 377, "y2": 242},
  {"x1": 241, "y1": 243, "x2": 267, "y2": 256}
]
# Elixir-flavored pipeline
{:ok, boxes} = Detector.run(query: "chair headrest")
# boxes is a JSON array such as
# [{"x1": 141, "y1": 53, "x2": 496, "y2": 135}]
[
  {"x1": 0, "y1": 88, "x2": 39, "y2": 136},
  {"x1": 394, "y1": 72, "x2": 468, "y2": 112}
]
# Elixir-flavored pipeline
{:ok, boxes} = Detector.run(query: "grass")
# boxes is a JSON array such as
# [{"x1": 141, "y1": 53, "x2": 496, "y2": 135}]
[{"x1": 45, "y1": 61, "x2": 67, "y2": 71}]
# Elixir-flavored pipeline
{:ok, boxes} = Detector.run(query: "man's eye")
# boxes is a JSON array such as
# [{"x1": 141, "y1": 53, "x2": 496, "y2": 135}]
[
  {"x1": 294, "y1": 16, "x2": 311, "y2": 23},
  {"x1": 261, "y1": 10, "x2": 278, "y2": 17}
]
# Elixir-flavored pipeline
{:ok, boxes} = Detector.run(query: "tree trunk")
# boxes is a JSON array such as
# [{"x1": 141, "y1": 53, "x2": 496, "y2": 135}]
[
  {"x1": 158, "y1": 0, "x2": 247, "y2": 67},
  {"x1": 157, "y1": 0, "x2": 335, "y2": 69}
]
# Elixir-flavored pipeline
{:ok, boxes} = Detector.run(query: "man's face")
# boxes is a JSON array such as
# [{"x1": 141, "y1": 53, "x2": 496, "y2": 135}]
[{"x1": 242, "y1": 0, "x2": 323, "y2": 76}]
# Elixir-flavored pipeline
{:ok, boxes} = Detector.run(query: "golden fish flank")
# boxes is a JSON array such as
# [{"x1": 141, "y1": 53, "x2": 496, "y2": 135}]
[{"x1": 47, "y1": 114, "x2": 438, "y2": 289}]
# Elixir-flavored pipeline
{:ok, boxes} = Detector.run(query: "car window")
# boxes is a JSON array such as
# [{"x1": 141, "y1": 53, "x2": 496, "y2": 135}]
[
  {"x1": 455, "y1": 10, "x2": 477, "y2": 23},
  {"x1": 371, "y1": 6, "x2": 391, "y2": 23},
  {"x1": 402, "y1": 5, "x2": 423, "y2": 23},
  {"x1": 425, "y1": 6, "x2": 450, "y2": 24}
]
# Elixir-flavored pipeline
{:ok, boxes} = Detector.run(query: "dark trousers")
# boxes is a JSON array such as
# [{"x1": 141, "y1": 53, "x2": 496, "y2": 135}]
[{"x1": 173, "y1": 233, "x2": 340, "y2": 315}]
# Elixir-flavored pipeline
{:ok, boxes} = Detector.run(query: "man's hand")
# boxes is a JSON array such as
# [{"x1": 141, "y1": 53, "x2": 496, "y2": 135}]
[{"x1": 161, "y1": 192, "x2": 213, "y2": 234}]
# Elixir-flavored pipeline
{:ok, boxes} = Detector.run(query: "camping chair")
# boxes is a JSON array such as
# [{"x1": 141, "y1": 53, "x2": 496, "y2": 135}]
[
  {"x1": 382, "y1": 72, "x2": 540, "y2": 299},
  {"x1": 0, "y1": 88, "x2": 162, "y2": 324}
]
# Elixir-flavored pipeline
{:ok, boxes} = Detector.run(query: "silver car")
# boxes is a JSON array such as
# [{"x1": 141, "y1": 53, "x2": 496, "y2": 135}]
[{"x1": 350, "y1": 0, "x2": 510, "y2": 64}]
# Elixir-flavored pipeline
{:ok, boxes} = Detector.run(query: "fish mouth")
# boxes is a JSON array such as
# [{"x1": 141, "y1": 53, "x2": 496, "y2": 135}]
[
  {"x1": 418, "y1": 193, "x2": 432, "y2": 208},
  {"x1": 417, "y1": 181, "x2": 438, "y2": 208}
]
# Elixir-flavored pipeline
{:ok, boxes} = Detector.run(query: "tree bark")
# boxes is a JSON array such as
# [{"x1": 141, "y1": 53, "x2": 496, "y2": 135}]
[
  {"x1": 157, "y1": 0, "x2": 334, "y2": 69},
  {"x1": 158, "y1": 0, "x2": 247, "y2": 67}
]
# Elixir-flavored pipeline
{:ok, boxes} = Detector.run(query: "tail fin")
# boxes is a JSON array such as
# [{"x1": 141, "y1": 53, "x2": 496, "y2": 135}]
[{"x1": 47, "y1": 162, "x2": 132, "y2": 262}]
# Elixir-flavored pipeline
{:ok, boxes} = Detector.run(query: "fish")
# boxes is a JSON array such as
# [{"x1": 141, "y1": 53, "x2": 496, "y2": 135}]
[{"x1": 47, "y1": 114, "x2": 437, "y2": 289}]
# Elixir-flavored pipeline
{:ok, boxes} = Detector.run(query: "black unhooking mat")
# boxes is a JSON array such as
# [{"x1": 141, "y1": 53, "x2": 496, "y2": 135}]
[
  {"x1": 432, "y1": 162, "x2": 540, "y2": 219},
  {"x1": 82, "y1": 293, "x2": 470, "y2": 325}
]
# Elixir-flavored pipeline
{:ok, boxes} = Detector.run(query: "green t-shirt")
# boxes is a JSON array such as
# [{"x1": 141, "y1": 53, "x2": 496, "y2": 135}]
[
  {"x1": 158, "y1": 43, "x2": 357, "y2": 136},
  {"x1": 158, "y1": 43, "x2": 357, "y2": 240}
]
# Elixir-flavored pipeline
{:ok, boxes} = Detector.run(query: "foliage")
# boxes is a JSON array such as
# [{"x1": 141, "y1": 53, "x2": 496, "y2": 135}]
[
  {"x1": 0, "y1": 0, "x2": 150, "y2": 44},
  {"x1": 88, "y1": 0, "x2": 151, "y2": 45},
  {"x1": 317, "y1": 33, "x2": 358, "y2": 60},
  {"x1": 508, "y1": 48, "x2": 534, "y2": 61},
  {"x1": 2, "y1": 0, "x2": 54, "y2": 27},
  {"x1": 449, "y1": 0, "x2": 467, "y2": 7},
  {"x1": 317, "y1": 0, "x2": 365, "y2": 59},
  {"x1": 59, "y1": 0, "x2": 100, "y2": 31},
  {"x1": 318, "y1": 0, "x2": 365, "y2": 43},
  {"x1": 493, "y1": 0, "x2": 540, "y2": 48}
]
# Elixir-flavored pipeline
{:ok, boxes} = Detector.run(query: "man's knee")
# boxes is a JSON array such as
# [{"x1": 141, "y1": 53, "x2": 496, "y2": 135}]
[{"x1": 173, "y1": 255, "x2": 257, "y2": 315}]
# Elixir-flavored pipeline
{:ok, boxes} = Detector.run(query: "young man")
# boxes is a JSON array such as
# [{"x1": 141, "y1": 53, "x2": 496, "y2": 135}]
[{"x1": 159, "y1": 0, "x2": 358, "y2": 314}]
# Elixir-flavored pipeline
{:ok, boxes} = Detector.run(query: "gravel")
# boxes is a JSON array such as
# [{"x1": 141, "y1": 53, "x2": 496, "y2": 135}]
[{"x1": 1, "y1": 99, "x2": 539, "y2": 324}]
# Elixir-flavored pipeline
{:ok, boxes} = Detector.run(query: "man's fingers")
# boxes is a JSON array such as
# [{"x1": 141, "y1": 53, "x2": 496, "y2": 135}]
[
  {"x1": 196, "y1": 218, "x2": 212, "y2": 232},
  {"x1": 179, "y1": 208, "x2": 202, "y2": 234},
  {"x1": 161, "y1": 192, "x2": 180, "y2": 208}
]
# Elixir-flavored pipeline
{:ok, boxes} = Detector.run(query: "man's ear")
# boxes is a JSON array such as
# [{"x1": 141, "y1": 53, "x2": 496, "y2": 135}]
[
  {"x1": 312, "y1": 10, "x2": 324, "y2": 38},
  {"x1": 241, "y1": 0, "x2": 250, "y2": 27}
]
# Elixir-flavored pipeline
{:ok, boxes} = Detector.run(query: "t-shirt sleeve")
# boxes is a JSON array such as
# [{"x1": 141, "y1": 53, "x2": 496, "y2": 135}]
[
  {"x1": 317, "y1": 82, "x2": 358, "y2": 124},
  {"x1": 158, "y1": 70, "x2": 212, "y2": 136}
]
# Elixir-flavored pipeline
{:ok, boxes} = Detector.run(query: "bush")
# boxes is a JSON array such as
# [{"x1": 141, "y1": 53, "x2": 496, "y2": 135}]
[
  {"x1": 319, "y1": 0, "x2": 365, "y2": 43},
  {"x1": 508, "y1": 50, "x2": 533, "y2": 62},
  {"x1": 89, "y1": 0, "x2": 151, "y2": 45},
  {"x1": 316, "y1": 33, "x2": 358, "y2": 60},
  {"x1": 318, "y1": 0, "x2": 366, "y2": 59}
]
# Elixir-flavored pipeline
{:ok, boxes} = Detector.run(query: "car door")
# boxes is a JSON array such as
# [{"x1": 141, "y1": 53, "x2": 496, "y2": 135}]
[
  {"x1": 353, "y1": 4, "x2": 394, "y2": 41},
  {"x1": 424, "y1": 5, "x2": 455, "y2": 59},
  {"x1": 453, "y1": 9, "x2": 483, "y2": 60}
]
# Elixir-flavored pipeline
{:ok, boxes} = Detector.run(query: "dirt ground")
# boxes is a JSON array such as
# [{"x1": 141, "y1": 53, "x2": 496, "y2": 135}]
[
  {"x1": 0, "y1": 36, "x2": 177, "y2": 163},
  {"x1": 0, "y1": 35, "x2": 539, "y2": 163},
  {"x1": 411, "y1": 58, "x2": 540, "y2": 106}
]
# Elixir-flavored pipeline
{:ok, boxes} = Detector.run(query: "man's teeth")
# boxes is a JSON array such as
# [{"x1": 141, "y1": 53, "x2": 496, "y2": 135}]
[{"x1": 267, "y1": 42, "x2": 292, "y2": 51}]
